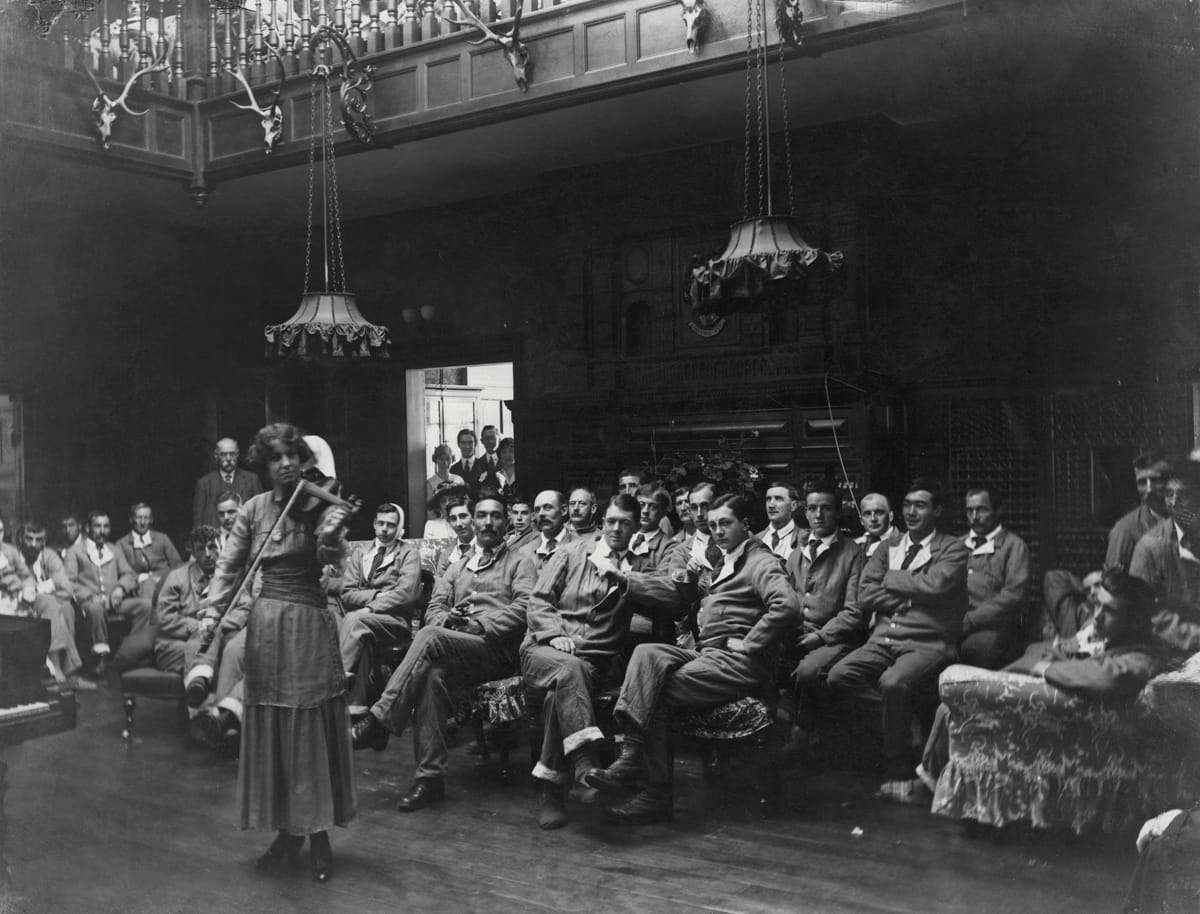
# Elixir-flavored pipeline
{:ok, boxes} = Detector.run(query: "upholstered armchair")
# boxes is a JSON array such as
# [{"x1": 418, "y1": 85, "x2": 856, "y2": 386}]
[{"x1": 931, "y1": 663, "x2": 1200, "y2": 834}]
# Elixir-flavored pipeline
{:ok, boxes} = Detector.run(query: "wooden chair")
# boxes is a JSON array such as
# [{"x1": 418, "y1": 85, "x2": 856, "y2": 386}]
[
  {"x1": 119, "y1": 667, "x2": 188, "y2": 740},
  {"x1": 675, "y1": 695, "x2": 781, "y2": 817}
]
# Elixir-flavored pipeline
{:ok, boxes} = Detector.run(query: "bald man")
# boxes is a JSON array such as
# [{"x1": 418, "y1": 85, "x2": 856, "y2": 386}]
[{"x1": 193, "y1": 437, "x2": 263, "y2": 528}]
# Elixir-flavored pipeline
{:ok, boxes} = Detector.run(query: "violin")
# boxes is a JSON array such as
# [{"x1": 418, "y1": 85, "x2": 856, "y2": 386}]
[{"x1": 287, "y1": 470, "x2": 363, "y2": 536}]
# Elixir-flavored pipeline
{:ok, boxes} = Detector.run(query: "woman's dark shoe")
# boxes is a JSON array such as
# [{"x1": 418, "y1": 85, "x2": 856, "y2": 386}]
[
  {"x1": 309, "y1": 831, "x2": 333, "y2": 883},
  {"x1": 351, "y1": 714, "x2": 390, "y2": 751},
  {"x1": 256, "y1": 831, "x2": 303, "y2": 870},
  {"x1": 396, "y1": 778, "x2": 445, "y2": 812}
]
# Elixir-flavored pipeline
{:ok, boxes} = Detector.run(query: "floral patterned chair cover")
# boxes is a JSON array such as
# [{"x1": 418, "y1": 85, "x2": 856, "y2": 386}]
[{"x1": 931, "y1": 664, "x2": 1200, "y2": 834}]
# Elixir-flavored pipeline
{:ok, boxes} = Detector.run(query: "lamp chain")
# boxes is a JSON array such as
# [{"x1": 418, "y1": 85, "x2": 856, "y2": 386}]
[
  {"x1": 324, "y1": 75, "x2": 348, "y2": 294},
  {"x1": 302, "y1": 73, "x2": 318, "y2": 294},
  {"x1": 753, "y1": 0, "x2": 766, "y2": 219},
  {"x1": 778, "y1": 38, "x2": 795, "y2": 218},
  {"x1": 741, "y1": 0, "x2": 754, "y2": 220}
]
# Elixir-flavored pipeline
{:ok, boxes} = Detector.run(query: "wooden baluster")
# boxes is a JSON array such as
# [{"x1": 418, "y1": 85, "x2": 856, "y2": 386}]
[
  {"x1": 137, "y1": 0, "x2": 149, "y2": 68},
  {"x1": 98, "y1": 1, "x2": 110, "y2": 79},
  {"x1": 222, "y1": 9, "x2": 234, "y2": 91},
  {"x1": 316, "y1": 0, "x2": 330, "y2": 69},
  {"x1": 496, "y1": 0, "x2": 514, "y2": 21},
  {"x1": 393, "y1": 0, "x2": 409, "y2": 49},
  {"x1": 172, "y1": 0, "x2": 185, "y2": 88},
  {"x1": 349, "y1": 0, "x2": 362, "y2": 52},
  {"x1": 60, "y1": 9, "x2": 75, "y2": 68},
  {"x1": 420, "y1": 0, "x2": 435, "y2": 41},
  {"x1": 283, "y1": 0, "x2": 297, "y2": 72},
  {"x1": 207, "y1": 5, "x2": 219, "y2": 82},
  {"x1": 117, "y1": 0, "x2": 132, "y2": 81},
  {"x1": 250, "y1": 0, "x2": 264, "y2": 80},
  {"x1": 237, "y1": 6, "x2": 248, "y2": 72},
  {"x1": 366, "y1": 0, "x2": 380, "y2": 53},
  {"x1": 299, "y1": 0, "x2": 312, "y2": 71},
  {"x1": 154, "y1": 0, "x2": 167, "y2": 91},
  {"x1": 332, "y1": 0, "x2": 345, "y2": 35}
]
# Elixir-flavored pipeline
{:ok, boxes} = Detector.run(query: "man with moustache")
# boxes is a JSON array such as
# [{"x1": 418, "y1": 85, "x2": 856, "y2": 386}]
[
  {"x1": 335, "y1": 503, "x2": 423, "y2": 715},
  {"x1": 522, "y1": 493, "x2": 681, "y2": 830},
  {"x1": 192, "y1": 437, "x2": 262, "y2": 529},
  {"x1": 16, "y1": 521, "x2": 94, "y2": 691},
  {"x1": 568, "y1": 487, "x2": 599, "y2": 538},
  {"x1": 670, "y1": 488, "x2": 695, "y2": 544},
  {"x1": 64, "y1": 511, "x2": 152, "y2": 676},
  {"x1": 855, "y1": 493, "x2": 902, "y2": 561},
  {"x1": 520, "y1": 490, "x2": 576, "y2": 576},
  {"x1": 115, "y1": 503, "x2": 183, "y2": 601},
  {"x1": 756, "y1": 483, "x2": 802, "y2": 561},
  {"x1": 585, "y1": 493, "x2": 803, "y2": 824},
  {"x1": 350, "y1": 495, "x2": 534, "y2": 815},
  {"x1": 957, "y1": 484, "x2": 1032, "y2": 669},
  {"x1": 827, "y1": 477, "x2": 969, "y2": 802},
  {"x1": 784, "y1": 481, "x2": 866, "y2": 758}
]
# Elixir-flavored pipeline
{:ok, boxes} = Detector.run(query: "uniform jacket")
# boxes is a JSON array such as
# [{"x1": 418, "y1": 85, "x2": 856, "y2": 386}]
[
  {"x1": 1130, "y1": 521, "x2": 1200, "y2": 656},
  {"x1": 192, "y1": 467, "x2": 263, "y2": 529},
  {"x1": 505, "y1": 527, "x2": 538, "y2": 553},
  {"x1": 1005, "y1": 637, "x2": 1170, "y2": 700},
  {"x1": 64, "y1": 539, "x2": 138, "y2": 604},
  {"x1": 854, "y1": 525, "x2": 904, "y2": 561},
  {"x1": 339, "y1": 539, "x2": 422, "y2": 618},
  {"x1": 0, "y1": 543, "x2": 31, "y2": 598},
  {"x1": 785, "y1": 532, "x2": 865, "y2": 646},
  {"x1": 425, "y1": 541, "x2": 534, "y2": 663},
  {"x1": 155, "y1": 559, "x2": 209, "y2": 642},
  {"x1": 755, "y1": 521, "x2": 802, "y2": 561},
  {"x1": 858, "y1": 529, "x2": 970, "y2": 650},
  {"x1": 518, "y1": 527, "x2": 578, "y2": 578},
  {"x1": 963, "y1": 526, "x2": 1032, "y2": 635},
  {"x1": 26, "y1": 547, "x2": 70, "y2": 602},
  {"x1": 116, "y1": 530, "x2": 182, "y2": 577},
  {"x1": 694, "y1": 536, "x2": 802, "y2": 659},
  {"x1": 526, "y1": 537, "x2": 679, "y2": 659},
  {"x1": 436, "y1": 537, "x2": 476, "y2": 579}
]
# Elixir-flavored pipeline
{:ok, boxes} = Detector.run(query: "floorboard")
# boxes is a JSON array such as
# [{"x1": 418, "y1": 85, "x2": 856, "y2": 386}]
[{"x1": 0, "y1": 680, "x2": 1138, "y2": 914}]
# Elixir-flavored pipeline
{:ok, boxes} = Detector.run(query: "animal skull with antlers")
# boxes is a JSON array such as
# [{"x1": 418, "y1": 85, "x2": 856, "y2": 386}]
[
  {"x1": 77, "y1": 48, "x2": 169, "y2": 150},
  {"x1": 680, "y1": 0, "x2": 708, "y2": 54},
  {"x1": 226, "y1": 45, "x2": 288, "y2": 155},
  {"x1": 443, "y1": 0, "x2": 531, "y2": 93}
]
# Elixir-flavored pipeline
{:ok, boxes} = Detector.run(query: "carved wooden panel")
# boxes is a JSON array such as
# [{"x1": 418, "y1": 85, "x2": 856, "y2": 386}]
[
  {"x1": 426, "y1": 57, "x2": 462, "y2": 109},
  {"x1": 585, "y1": 15, "x2": 626, "y2": 72},
  {"x1": 635, "y1": 2, "x2": 682, "y2": 61},
  {"x1": 372, "y1": 67, "x2": 419, "y2": 119}
]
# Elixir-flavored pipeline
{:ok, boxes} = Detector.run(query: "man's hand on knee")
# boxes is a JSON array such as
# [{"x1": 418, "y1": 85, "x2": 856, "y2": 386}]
[{"x1": 549, "y1": 636, "x2": 576, "y2": 654}]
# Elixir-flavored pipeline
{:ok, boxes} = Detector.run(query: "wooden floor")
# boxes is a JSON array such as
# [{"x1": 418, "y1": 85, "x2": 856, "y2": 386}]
[{"x1": 0, "y1": 681, "x2": 1138, "y2": 914}]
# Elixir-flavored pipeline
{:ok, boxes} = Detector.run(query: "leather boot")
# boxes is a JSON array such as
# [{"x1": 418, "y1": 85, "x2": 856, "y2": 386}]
[
  {"x1": 566, "y1": 744, "x2": 599, "y2": 804},
  {"x1": 605, "y1": 787, "x2": 673, "y2": 826},
  {"x1": 351, "y1": 713, "x2": 390, "y2": 751},
  {"x1": 582, "y1": 738, "x2": 643, "y2": 793},
  {"x1": 538, "y1": 783, "x2": 568, "y2": 830}
]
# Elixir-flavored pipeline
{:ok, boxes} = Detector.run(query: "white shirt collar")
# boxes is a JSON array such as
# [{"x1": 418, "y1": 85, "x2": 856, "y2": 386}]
[
  {"x1": 630, "y1": 528, "x2": 661, "y2": 554},
  {"x1": 902, "y1": 529, "x2": 937, "y2": 551},
  {"x1": 592, "y1": 538, "x2": 630, "y2": 568},
  {"x1": 769, "y1": 520, "x2": 796, "y2": 539},
  {"x1": 712, "y1": 538, "x2": 749, "y2": 584},
  {"x1": 132, "y1": 531, "x2": 153, "y2": 549},
  {"x1": 86, "y1": 539, "x2": 112, "y2": 565},
  {"x1": 965, "y1": 525, "x2": 1002, "y2": 545}
]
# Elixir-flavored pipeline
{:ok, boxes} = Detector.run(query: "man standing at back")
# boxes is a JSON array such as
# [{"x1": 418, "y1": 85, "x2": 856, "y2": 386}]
[
  {"x1": 193, "y1": 437, "x2": 262, "y2": 529},
  {"x1": 1107, "y1": 452, "x2": 1172, "y2": 571},
  {"x1": 827, "y1": 477, "x2": 969, "y2": 802}
]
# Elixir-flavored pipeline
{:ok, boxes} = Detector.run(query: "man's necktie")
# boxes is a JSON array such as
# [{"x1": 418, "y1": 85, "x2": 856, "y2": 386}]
[
  {"x1": 704, "y1": 543, "x2": 724, "y2": 578},
  {"x1": 770, "y1": 530, "x2": 781, "y2": 551},
  {"x1": 808, "y1": 539, "x2": 819, "y2": 563},
  {"x1": 971, "y1": 534, "x2": 987, "y2": 551},
  {"x1": 867, "y1": 533, "x2": 881, "y2": 544},
  {"x1": 545, "y1": 536, "x2": 557, "y2": 555},
  {"x1": 368, "y1": 547, "x2": 385, "y2": 581},
  {"x1": 900, "y1": 543, "x2": 921, "y2": 570},
  {"x1": 480, "y1": 547, "x2": 495, "y2": 565},
  {"x1": 631, "y1": 533, "x2": 646, "y2": 552}
]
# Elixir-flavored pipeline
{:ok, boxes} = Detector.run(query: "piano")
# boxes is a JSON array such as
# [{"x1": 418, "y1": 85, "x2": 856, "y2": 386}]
[{"x1": 0, "y1": 616, "x2": 77, "y2": 748}]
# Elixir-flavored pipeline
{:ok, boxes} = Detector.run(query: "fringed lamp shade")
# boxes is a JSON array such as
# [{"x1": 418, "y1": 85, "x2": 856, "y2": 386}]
[
  {"x1": 264, "y1": 292, "x2": 390, "y2": 359},
  {"x1": 690, "y1": 215, "x2": 843, "y2": 307}
]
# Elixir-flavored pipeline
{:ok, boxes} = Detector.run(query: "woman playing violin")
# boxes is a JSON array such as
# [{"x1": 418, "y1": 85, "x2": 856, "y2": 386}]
[{"x1": 201, "y1": 423, "x2": 355, "y2": 882}]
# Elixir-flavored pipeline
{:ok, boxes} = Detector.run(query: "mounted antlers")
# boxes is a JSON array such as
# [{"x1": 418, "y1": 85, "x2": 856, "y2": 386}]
[
  {"x1": 679, "y1": 0, "x2": 708, "y2": 54},
  {"x1": 443, "y1": 0, "x2": 531, "y2": 93},
  {"x1": 77, "y1": 48, "x2": 169, "y2": 150},
  {"x1": 226, "y1": 44, "x2": 288, "y2": 155}
]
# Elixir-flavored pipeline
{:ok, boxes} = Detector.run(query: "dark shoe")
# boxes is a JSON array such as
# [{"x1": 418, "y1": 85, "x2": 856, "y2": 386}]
[
  {"x1": 605, "y1": 788, "x2": 673, "y2": 826},
  {"x1": 256, "y1": 831, "x2": 303, "y2": 871},
  {"x1": 396, "y1": 778, "x2": 445, "y2": 812},
  {"x1": 568, "y1": 745, "x2": 601, "y2": 805},
  {"x1": 351, "y1": 713, "x2": 389, "y2": 751},
  {"x1": 191, "y1": 710, "x2": 222, "y2": 749},
  {"x1": 186, "y1": 676, "x2": 211, "y2": 710},
  {"x1": 538, "y1": 784, "x2": 568, "y2": 830},
  {"x1": 583, "y1": 739, "x2": 643, "y2": 793},
  {"x1": 309, "y1": 831, "x2": 333, "y2": 883},
  {"x1": 217, "y1": 709, "x2": 241, "y2": 758}
]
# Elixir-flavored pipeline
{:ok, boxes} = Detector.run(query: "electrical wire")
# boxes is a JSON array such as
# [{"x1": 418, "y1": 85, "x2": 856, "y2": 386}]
[{"x1": 824, "y1": 372, "x2": 862, "y2": 524}]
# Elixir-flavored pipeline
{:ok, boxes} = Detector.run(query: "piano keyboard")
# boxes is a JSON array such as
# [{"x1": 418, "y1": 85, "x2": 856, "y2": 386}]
[{"x1": 0, "y1": 702, "x2": 52, "y2": 722}]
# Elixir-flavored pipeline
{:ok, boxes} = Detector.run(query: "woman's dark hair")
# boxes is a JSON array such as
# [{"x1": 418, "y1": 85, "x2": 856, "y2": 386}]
[
  {"x1": 498, "y1": 437, "x2": 515, "y2": 453},
  {"x1": 247, "y1": 423, "x2": 313, "y2": 471},
  {"x1": 710, "y1": 493, "x2": 752, "y2": 523}
]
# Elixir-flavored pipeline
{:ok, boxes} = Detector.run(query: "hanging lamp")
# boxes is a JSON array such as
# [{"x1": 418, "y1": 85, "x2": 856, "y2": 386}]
[
  {"x1": 688, "y1": 0, "x2": 841, "y2": 324},
  {"x1": 264, "y1": 61, "x2": 389, "y2": 359}
]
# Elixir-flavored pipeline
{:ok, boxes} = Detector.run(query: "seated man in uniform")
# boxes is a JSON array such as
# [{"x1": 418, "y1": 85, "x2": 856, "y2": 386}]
[
  {"x1": 957, "y1": 483, "x2": 1032, "y2": 669},
  {"x1": 16, "y1": 521, "x2": 94, "y2": 691},
  {"x1": 584, "y1": 493, "x2": 803, "y2": 824},
  {"x1": 520, "y1": 489, "x2": 575, "y2": 578},
  {"x1": 434, "y1": 490, "x2": 476, "y2": 578},
  {"x1": 756, "y1": 483, "x2": 801, "y2": 561},
  {"x1": 568, "y1": 487, "x2": 599, "y2": 538},
  {"x1": 784, "y1": 481, "x2": 865, "y2": 761},
  {"x1": 334, "y1": 503, "x2": 422, "y2": 716},
  {"x1": 670, "y1": 487, "x2": 695, "y2": 544},
  {"x1": 522, "y1": 493, "x2": 680, "y2": 830},
  {"x1": 826, "y1": 477, "x2": 969, "y2": 803},
  {"x1": 58, "y1": 513, "x2": 84, "y2": 560},
  {"x1": 626, "y1": 484, "x2": 686, "y2": 646},
  {"x1": 350, "y1": 494, "x2": 534, "y2": 814},
  {"x1": 64, "y1": 510, "x2": 152, "y2": 676},
  {"x1": 214, "y1": 491, "x2": 242, "y2": 551},
  {"x1": 855, "y1": 493, "x2": 903, "y2": 561},
  {"x1": 505, "y1": 494, "x2": 537, "y2": 551},
  {"x1": 116, "y1": 502, "x2": 183, "y2": 601},
  {"x1": 1107, "y1": 452, "x2": 1171, "y2": 571}
]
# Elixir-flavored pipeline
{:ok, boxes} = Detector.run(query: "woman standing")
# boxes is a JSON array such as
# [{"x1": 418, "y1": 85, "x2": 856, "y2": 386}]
[
  {"x1": 496, "y1": 437, "x2": 517, "y2": 495},
  {"x1": 202, "y1": 423, "x2": 355, "y2": 882}
]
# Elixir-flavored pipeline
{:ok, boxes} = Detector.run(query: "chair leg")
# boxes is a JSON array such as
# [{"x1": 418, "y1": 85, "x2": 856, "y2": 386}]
[
  {"x1": 122, "y1": 695, "x2": 136, "y2": 741},
  {"x1": 472, "y1": 716, "x2": 491, "y2": 762}
]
